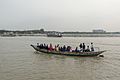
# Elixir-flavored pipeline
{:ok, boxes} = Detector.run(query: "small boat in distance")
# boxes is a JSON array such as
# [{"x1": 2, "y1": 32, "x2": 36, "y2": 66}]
[
  {"x1": 47, "y1": 32, "x2": 62, "y2": 37},
  {"x1": 31, "y1": 44, "x2": 106, "y2": 57}
]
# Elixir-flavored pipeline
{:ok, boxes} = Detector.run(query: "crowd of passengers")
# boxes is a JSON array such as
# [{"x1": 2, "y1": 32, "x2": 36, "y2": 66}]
[{"x1": 37, "y1": 43, "x2": 94, "y2": 52}]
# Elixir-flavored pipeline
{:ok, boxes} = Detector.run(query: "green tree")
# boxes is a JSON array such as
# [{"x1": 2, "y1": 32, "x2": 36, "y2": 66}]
[{"x1": 40, "y1": 28, "x2": 44, "y2": 33}]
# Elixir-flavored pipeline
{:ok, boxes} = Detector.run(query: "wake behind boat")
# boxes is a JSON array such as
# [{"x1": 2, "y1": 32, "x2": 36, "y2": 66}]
[{"x1": 31, "y1": 44, "x2": 106, "y2": 57}]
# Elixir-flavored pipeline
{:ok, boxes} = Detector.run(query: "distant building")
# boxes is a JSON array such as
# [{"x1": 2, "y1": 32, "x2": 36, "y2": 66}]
[{"x1": 92, "y1": 29, "x2": 106, "y2": 33}]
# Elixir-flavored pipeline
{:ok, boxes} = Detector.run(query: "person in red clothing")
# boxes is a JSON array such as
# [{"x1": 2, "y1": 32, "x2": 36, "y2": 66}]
[{"x1": 49, "y1": 43, "x2": 53, "y2": 51}]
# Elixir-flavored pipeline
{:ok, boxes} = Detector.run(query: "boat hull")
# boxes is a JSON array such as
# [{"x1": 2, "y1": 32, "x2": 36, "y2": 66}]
[{"x1": 31, "y1": 45, "x2": 105, "y2": 57}]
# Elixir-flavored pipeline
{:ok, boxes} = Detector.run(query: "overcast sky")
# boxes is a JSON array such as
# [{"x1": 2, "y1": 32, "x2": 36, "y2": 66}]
[{"x1": 0, "y1": 0, "x2": 120, "y2": 31}]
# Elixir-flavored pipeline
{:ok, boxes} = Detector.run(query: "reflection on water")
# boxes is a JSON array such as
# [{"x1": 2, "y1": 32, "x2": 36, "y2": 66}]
[
  {"x1": 32, "y1": 52, "x2": 105, "y2": 80},
  {"x1": 0, "y1": 37, "x2": 120, "y2": 80}
]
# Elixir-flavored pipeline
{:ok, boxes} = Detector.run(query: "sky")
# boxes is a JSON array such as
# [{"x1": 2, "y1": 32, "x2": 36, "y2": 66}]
[{"x1": 0, "y1": 0, "x2": 120, "y2": 32}]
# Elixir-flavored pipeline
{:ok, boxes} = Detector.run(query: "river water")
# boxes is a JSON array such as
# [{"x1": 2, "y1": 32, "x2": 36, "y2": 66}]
[{"x1": 0, "y1": 36, "x2": 120, "y2": 80}]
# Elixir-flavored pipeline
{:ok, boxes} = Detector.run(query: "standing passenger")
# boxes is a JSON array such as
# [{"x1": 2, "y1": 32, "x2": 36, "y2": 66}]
[
  {"x1": 83, "y1": 43, "x2": 85, "y2": 52},
  {"x1": 79, "y1": 43, "x2": 83, "y2": 51},
  {"x1": 91, "y1": 43, "x2": 94, "y2": 51}
]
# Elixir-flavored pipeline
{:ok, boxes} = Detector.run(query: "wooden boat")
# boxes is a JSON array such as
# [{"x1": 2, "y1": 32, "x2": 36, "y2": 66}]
[{"x1": 31, "y1": 45, "x2": 106, "y2": 57}]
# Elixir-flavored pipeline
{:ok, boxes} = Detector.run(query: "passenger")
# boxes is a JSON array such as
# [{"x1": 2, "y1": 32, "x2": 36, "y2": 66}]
[
  {"x1": 75, "y1": 47, "x2": 79, "y2": 52},
  {"x1": 56, "y1": 44, "x2": 59, "y2": 51},
  {"x1": 79, "y1": 43, "x2": 83, "y2": 50},
  {"x1": 91, "y1": 42, "x2": 94, "y2": 51},
  {"x1": 69, "y1": 46, "x2": 71, "y2": 52},
  {"x1": 67, "y1": 46, "x2": 71, "y2": 52},
  {"x1": 83, "y1": 43, "x2": 86, "y2": 52},
  {"x1": 63, "y1": 45, "x2": 66, "y2": 52},
  {"x1": 70, "y1": 47, "x2": 72, "y2": 52},
  {"x1": 42, "y1": 44, "x2": 44, "y2": 49},
  {"x1": 66, "y1": 46, "x2": 69, "y2": 51},
  {"x1": 46, "y1": 44, "x2": 48, "y2": 50},
  {"x1": 37, "y1": 43, "x2": 39, "y2": 47},
  {"x1": 59, "y1": 46, "x2": 61, "y2": 51},
  {"x1": 54, "y1": 45, "x2": 57, "y2": 51},
  {"x1": 72, "y1": 50, "x2": 75, "y2": 52},
  {"x1": 60, "y1": 47, "x2": 63, "y2": 52},
  {"x1": 40, "y1": 44, "x2": 43, "y2": 49},
  {"x1": 85, "y1": 46, "x2": 90, "y2": 52},
  {"x1": 49, "y1": 43, "x2": 53, "y2": 51},
  {"x1": 43, "y1": 43, "x2": 46, "y2": 49}
]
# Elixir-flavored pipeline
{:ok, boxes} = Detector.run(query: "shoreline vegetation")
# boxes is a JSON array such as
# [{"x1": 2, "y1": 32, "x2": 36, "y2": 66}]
[{"x1": 0, "y1": 29, "x2": 120, "y2": 37}]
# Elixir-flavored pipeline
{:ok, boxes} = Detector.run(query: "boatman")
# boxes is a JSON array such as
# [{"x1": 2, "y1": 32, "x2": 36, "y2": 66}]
[{"x1": 91, "y1": 42, "x2": 94, "y2": 51}]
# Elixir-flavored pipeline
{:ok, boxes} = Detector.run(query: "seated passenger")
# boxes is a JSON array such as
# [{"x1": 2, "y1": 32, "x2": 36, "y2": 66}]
[
  {"x1": 56, "y1": 44, "x2": 59, "y2": 51},
  {"x1": 63, "y1": 45, "x2": 66, "y2": 52},
  {"x1": 49, "y1": 43, "x2": 53, "y2": 51},
  {"x1": 85, "y1": 46, "x2": 90, "y2": 52},
  {"x1": 75, "y1": 47, "x2": 79, "y2": 52},
  {"x1": 39, "y1": 44, "x2": 43, "y2": 49},
  {"x1": 43, "y1": 43, "x2": 46, "y2": 49},
  {"x1": 54, "y1": 45, "x2": 57, "y2": 51},
  {"x1": 46, "y1": 44, "x2": 48, "y2": 50},
  {"x1": 37, "y1": 43, "x2": 39, "y2": 47},
  {"x1": 59, "y1": 47, "x2": 63, "y2": 52},
  {"x1": 67, "y1": 46, "x2": 71, "y2": 52},
  {"x1": 59, "y1": 47, "x2": 61, "y2": 51}
]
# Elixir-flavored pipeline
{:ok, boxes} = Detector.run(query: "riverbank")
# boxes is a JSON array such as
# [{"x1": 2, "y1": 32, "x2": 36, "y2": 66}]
[{"x1": 1, "y1": 33, "x2": 120, "y2": 37}]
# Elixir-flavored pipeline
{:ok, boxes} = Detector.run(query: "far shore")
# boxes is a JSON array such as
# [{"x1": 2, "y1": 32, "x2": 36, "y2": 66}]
[
  {"x1": 1, "y1": 29, "x2": 120, "y2": 37},
  {"x1": 1, "y1": 33, "x2": 120, "y2": 37}
]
